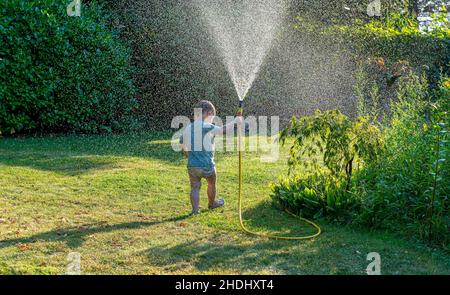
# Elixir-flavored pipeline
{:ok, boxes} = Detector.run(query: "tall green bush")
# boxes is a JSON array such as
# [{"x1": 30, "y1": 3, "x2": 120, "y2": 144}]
[
  {"x1": 272, "y1": 110, "x2": 383, "y2": 221},
  {"x1": 273, "y1": 74, "x2": 449, "y2": 248},
  {"x1": 0, "y1": 0, "x2": 139, "y2": 134},
  {"x1": 354, "y1": 74, "x2": 449, "y2": 248},
  {"x1": 279, "y1": 110, "x2": 384, "y2": 189}
]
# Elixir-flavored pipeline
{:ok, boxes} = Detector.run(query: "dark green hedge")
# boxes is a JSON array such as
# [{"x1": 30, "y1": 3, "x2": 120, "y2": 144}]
[{"x1": 0, "y1": 0, "x2": 139, "y2": 134}]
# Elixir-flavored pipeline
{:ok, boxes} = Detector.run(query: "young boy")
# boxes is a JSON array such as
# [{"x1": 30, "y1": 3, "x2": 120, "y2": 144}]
[{"x1": 180, "y1": 100, "x2": 242, "y2": 215}]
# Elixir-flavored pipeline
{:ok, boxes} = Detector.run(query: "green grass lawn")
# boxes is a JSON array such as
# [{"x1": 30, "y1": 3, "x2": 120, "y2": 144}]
[{"x1": 0, "y1": 132, "x2": 449, "y2": 274}]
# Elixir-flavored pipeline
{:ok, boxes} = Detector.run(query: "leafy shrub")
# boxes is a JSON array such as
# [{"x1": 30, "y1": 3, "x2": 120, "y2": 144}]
[
  {"x1": 427, "y1": 97, "x2": 449, "y2": 247},
  {"x1": 279, "y1": 109, "x2": 384, "y2": 190},
  {"x1": 0, "y1": 0, "x2": 139, "y2": 134},
  {"x1": 272, "y1": 109, "x2": 383, "y2": 220},
  {"x1": 270, "y1": 172, "x2": 359, "y2": 223},
  {"x1": 273, "y1": 73, "x2": 449, "y2": 248},
  {"x1": 354, "y1": 73, "x2": 449, "y2": 248}
]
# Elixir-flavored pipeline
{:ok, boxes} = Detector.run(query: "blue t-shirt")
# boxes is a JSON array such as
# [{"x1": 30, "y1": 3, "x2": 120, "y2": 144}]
[{"x1": 180, "y1": 121, "x2": 221, "y2": 169}]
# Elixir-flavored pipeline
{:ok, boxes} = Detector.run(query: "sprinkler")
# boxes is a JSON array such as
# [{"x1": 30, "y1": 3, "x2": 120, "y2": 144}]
[{"x1": 236, "y1": 98, "x2": 321, "y2": 240}]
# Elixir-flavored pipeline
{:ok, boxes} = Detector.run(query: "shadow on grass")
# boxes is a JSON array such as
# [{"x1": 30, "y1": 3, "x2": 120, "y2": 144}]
[
  {"x1": 142, "y1": 202, "x2": 325, "y2": 274},
  {"x1": 0, "y1": 214, "x2": 190, "y2": 249},
  {"x1": 143, "y1": 234, "x2": 320, "y2": 274},
  {"x1": 0, "y1": 131, "x2": 184, "y2": 175},
  {"x1": 0, "y1": 155, "x2": 116, "y2": 176},
  {"x1": 143, "y1": 224, "x2": 373, "y2": 274}
]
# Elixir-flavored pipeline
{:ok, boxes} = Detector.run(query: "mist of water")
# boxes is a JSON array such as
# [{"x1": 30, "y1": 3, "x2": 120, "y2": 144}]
[{"x1": 194, "y1": 0, "x2": 286, "y2": 101}]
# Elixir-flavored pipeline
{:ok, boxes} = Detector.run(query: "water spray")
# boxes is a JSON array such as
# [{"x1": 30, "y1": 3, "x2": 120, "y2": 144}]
[{"x1": 196, "y1": 0, "x2": 321, "y2": 240}]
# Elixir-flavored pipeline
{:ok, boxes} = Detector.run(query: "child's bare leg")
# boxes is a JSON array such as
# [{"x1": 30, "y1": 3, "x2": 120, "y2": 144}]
[
  {"x1": 206, "y1": 169, "x2": 224, "y2": 209},
  {"x1": 206, "y1": 171, "x2": 217, "y2": 207},
  {"x1": 188, "y1": 171, "x2": 201, "y2": 213}
]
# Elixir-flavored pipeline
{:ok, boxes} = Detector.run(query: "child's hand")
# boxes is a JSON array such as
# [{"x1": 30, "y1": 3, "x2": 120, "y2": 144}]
[
  {"x1": 180, "y1": 144, "x2": 189, "y2": 159},
  {"x1": 235, "y1": 115, "x2": 244, "y2": 125},
  {"x1": 182, "y1": 150, "x2": 189, "y2": 159}
]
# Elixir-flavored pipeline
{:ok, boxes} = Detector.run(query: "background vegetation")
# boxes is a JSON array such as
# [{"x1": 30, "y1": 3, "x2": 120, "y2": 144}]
[
  {"x1": 2, "y1": 1, "x2": 449, "y2": 132},
  {"x1": 273, "y1": 71, "x2": 449, "y2": 250},
  {"x1": 0, "y1": 0, "x2": 449, "y2": 272},
  {"x1": 0, "y1": 0, "x2": 138, "y2": 135},
  {"x1": 102, "y1": 0, "x2": 450, "y2": 129}
]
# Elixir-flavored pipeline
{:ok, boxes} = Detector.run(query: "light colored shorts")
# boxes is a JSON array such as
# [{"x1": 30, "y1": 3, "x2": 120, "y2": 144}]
[{"x1": 188, "y1": 167, "x2": 216, "y2": 180}]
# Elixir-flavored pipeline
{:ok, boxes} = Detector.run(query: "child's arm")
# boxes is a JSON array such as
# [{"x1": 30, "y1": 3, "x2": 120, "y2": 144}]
[{"x1": 215, "y1": 112, "x2": 243, "y2": 136}]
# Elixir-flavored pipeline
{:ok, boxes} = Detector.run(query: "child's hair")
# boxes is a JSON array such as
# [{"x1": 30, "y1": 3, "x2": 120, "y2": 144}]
[{"x1": 196, "y1": 100, "x2": 216, "y2": 117}]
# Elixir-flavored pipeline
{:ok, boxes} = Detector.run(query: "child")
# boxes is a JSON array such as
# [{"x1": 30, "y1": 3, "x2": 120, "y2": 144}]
[{"x1": 180, "y1": 100, "x2": 242, "y2": 215}]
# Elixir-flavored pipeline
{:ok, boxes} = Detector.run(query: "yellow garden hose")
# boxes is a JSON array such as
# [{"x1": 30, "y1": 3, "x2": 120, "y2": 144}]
[{"x1": 237, "y1": 105, "x2": 321, "y2": 240}]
